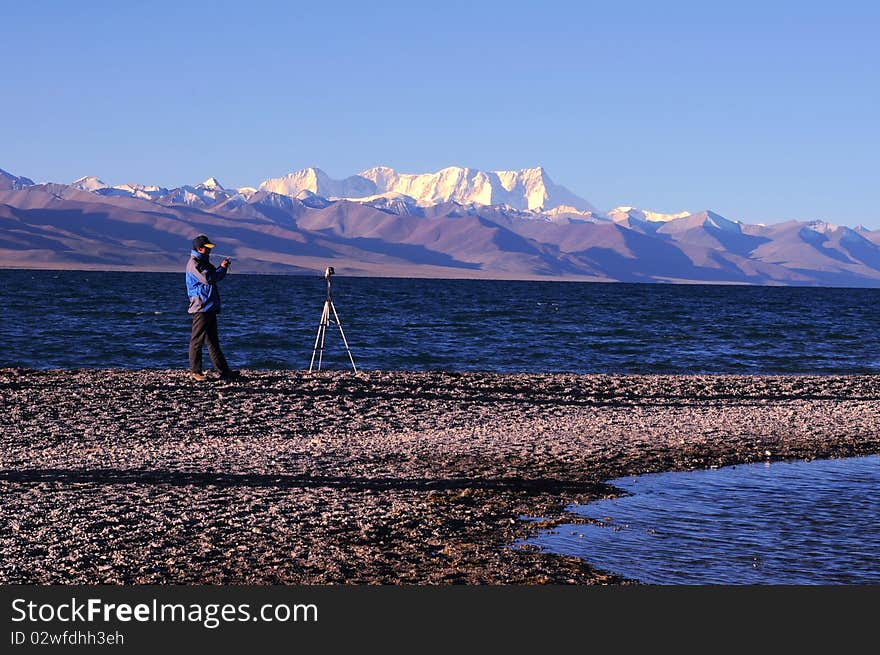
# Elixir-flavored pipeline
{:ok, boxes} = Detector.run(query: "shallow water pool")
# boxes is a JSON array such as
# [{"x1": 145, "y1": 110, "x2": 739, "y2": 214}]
[{"x1": 525, "y1": 455, "x2": 880, "y2": 584}]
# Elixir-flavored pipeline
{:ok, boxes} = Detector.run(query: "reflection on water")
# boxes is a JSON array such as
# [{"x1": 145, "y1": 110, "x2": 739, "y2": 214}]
[{"x1": 525, "y1": 455, "x2": 880, "y2": 584}]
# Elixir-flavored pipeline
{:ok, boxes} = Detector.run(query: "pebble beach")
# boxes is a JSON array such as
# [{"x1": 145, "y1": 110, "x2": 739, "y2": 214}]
[{"x1": 2, "y1": 368, "x2": 878, "y2": 584}]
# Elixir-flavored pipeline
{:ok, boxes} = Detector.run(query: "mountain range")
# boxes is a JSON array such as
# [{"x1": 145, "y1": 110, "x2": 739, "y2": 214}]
[{"x1": 2, "y1": 164, "x2": 880, "y2": 287}]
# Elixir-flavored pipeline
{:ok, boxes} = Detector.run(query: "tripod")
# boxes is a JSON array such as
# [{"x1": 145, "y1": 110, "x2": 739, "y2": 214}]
[{"x1": 309, "y1": 268, "x2": 358, "y2": 373}]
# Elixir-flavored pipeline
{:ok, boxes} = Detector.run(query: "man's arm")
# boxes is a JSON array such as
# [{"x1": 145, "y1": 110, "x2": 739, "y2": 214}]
[{"x1": 205, "y1": 261, "x2": 229, "y2": 283}]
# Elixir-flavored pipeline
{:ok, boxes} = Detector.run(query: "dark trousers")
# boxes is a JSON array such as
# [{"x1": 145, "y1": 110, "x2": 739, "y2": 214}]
[{"x1": 189, "y1": 312, "x2": 230, "y2": 373}]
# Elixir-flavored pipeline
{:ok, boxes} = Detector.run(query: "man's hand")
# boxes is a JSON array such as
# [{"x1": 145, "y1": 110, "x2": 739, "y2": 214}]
[{"x1": 220, "y1": 258, "x2": 231, "y2": 269}]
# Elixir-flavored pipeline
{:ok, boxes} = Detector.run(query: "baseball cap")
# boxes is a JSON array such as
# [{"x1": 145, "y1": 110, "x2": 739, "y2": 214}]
[{"x1": 192, "y1": 234, "x2": 216, "y2": 250}]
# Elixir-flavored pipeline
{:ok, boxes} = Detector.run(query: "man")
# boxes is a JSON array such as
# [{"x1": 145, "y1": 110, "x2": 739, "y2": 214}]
[{"x1": 185, "y1": 234, "x2": 240, "y2": 381}]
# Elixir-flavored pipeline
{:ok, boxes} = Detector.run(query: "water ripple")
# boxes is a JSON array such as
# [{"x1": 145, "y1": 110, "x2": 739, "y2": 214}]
[{"x1": 2, "y1": 271, "x2": 880, "y2": 373}]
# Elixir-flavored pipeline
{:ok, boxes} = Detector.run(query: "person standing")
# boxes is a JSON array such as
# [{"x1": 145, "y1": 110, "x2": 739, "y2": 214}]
[{"x1": 185, "y1": 234, "x2": 240, "y2": 381}]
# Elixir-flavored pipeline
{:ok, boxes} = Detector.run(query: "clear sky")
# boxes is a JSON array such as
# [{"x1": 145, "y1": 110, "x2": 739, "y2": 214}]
[{"x1": 2, "y1": 1, "x2": 878, "y2": 226}]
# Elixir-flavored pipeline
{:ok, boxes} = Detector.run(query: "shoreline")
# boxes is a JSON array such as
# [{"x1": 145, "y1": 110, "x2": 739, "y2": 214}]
[{"x1": 2, "y1": 368, "x2": 879, "y2": 584}]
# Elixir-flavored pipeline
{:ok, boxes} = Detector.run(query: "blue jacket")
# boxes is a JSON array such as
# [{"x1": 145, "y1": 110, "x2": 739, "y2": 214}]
[{"x1": 186, "y1": 250, "x2": 227, "y2": 313}]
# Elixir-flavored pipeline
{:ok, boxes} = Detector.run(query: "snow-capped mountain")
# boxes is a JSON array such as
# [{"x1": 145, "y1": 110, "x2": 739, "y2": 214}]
[
  {"x1": 802, "y1": 220, "x2": 839, "y2": 235},
  {"x1": 70, "y1": 175, "x2": 246, "y2": 207},
  {"x1": 608, "y1": 206, "x2": 691, "y2": 225},
  {"x1": 349, "y1": 191, "x2": 424, "y2": 216},
  {"x1": 541, "y1": 205, "x2": 608, "y2": 224},
  {"x1": 61, "y1": 165, "x2": 595, "y2": 215},
  {"x1": 198, "y1": 177, "x2": 223, "y2": 191},
  {"x1": 260, "y1": 165, "x2": 595, "y2": 212},
  {"x1": 0, "y1": 168, "x2": 35, "y2": 190},
  {"x1": 84, "y1": 181, "x2": 169, "y2": 201},
  {"x1": 259, "y1": 168, "x2": 375, "y2": 200},
  {"x1": 159, "y1": 178, "x2": 233, "y2": 207},
  {"x1": 71, "y1": 176, "x2": 108, "y2": 192}
]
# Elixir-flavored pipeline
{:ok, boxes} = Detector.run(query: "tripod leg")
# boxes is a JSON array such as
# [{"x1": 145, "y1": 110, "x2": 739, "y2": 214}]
[
  {"x1": 309, "y1": 301, "x2": 330, "y2": 372},
  {"x1": 329, "y1": 300, "x2": 358, "y2": 373},
  {"x1": 317, "y1": 302, "x2": 330, "y2": 371},
  {"x1": 309, "y1": 321, "x2": 320, "y2": 372},
  {"x1": 309, "y1": 322, "x2": 323, "y2": 372}
]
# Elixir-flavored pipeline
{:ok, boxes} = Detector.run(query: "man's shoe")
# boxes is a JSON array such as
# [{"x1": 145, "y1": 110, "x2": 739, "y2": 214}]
[{"x1": 191, "y1": 371, "x2": 208, "y2": 381}]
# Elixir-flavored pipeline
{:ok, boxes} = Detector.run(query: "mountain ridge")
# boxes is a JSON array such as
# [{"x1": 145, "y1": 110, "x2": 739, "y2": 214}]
[
  {"x1": 2, "y1": 164, "x2": 879, "y2": 286},
  {"x1": 257, "y1": 165, "x2": 595, "y2": 212}
]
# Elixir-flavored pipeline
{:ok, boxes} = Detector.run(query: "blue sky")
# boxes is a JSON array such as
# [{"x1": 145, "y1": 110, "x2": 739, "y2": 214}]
[{"x1": 2, "y1": 1, "x2": 878, "y2": 226}]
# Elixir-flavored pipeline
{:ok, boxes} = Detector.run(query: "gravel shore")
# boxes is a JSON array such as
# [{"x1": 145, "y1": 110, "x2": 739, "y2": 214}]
[{"x1": 2, "y1": 368, "x2": 878, "y2": 584}]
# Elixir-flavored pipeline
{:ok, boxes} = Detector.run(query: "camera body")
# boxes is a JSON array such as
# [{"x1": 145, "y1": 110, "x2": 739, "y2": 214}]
[{"x1": 324, "y1": 266, "x2": 335, "y2": 279}]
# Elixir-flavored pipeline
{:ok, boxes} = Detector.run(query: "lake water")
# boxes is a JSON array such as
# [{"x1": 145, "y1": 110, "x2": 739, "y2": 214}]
[
  {"x1": 2, "y1": 269, "x2": 880, "y2": 372},
  {"x1": 525, "y1": 455, "x2": 880, "y2": 584}
]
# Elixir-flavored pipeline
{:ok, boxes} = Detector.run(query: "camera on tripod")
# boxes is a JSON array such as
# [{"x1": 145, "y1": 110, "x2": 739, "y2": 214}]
[{"x1": 310, "y1": 264, "x2": 357, "y2": 373}]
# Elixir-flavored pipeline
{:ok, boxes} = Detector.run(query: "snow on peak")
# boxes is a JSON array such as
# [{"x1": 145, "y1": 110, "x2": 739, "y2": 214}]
[
  {"x1": 236, "y1": 186, "x2": 258, "y2": 199},
  {"x1": 214, "y1": 193, "x2": 250, "y2": 211},
  {"x1": 352, "y1": 191, "x2": 417, "y2": 204},
  {"x1": 645, "y1": 209, "x2": 691, "y2": 222},
  {"x1": 160, "y1": 181, "x2": 233, "y2": 207},
  {"x1": 805, "y1": 220, "x2": 838, "y2": 234},
  {"x1": 0, "y1": 168, "x2": 35, "y2": 190},
  {"x1": 541, "y1": 205, "x2": 608, "y2": 224},
  {"x1": 698, "y1": 210, "x2": 742, "y2": 232},
  {"x1": 198, "y1": 177, "x2": 224, "y2": 190},
  {"x1": 288, "y1": 189, "x2": 331, "y2": 208},
  {"x1": 358, "y1": 165, "x2": 400, "y2": 190},
  {"x1": 608, "y1": 206, "x2": 691, "y2": 223},
  {"x1": 354, "y1": 191, "x2": 424, "y2": 216},
  {"x1": 71, "y1": 176, "x2": 107, "y2": 192},
  {"x1": 92, "y1": 183, "x2": 168, "y2": 200},
  {"x1": 259, "y1": 167, "x2": 375, "y2": 199},
  {"x1": 260, "y1": 165, "x2": 594, "y2": 212}
]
